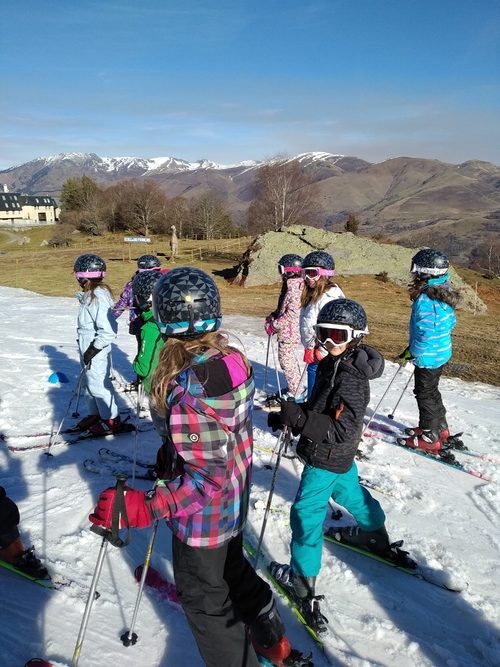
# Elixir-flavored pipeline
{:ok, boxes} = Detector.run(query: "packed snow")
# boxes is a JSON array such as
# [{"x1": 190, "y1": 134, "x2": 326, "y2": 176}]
[{"x1": 0, "y1": 286, "x2": 499, "y2": 667}]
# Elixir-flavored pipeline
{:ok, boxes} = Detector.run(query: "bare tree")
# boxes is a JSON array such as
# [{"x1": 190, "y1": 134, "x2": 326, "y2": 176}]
[
  {"x1": 116, "y1": 179, "x2": 169, "y2": 236},
  {"x1": 469, "y1": 238, "x2": 500, "y2": 277},
  {"x1": 188, "y1": 193, "x2": 234, "y2": 240},
  {"x1": 247, "y1": 156, "x2": 320, "y2": 234}
]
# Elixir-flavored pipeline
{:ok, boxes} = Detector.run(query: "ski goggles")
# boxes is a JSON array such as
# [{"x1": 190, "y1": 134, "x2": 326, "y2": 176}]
[
  {"x1": 410, "y1": 263, "x2": 448, "y2": 276},
  {"x1": 278, "y1": 265, "x2": 301, "y2": 275},
  {"x1": 74, "y1": 270, "x2": 106, "y2": 280},
  {"x1": 302, "y1": 267, "x2": 336, "y2": 280},
  {"x1": 314, "y1": 322, "x2": 369, "y2": 347}
]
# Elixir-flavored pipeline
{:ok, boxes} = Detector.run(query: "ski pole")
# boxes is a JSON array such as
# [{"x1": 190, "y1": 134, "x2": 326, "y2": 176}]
[
  {"x1": 71, "y1": 379, "x2": 82, "y2": 418},
  {"x1": 131, "y1": 382, "x2": 145, "y2": 488},
  {"x1": 72, "y1": 474, "x2": 130, "y2": 667},
  {"x1": 254, "y1": 427, "x2": 291, "y2": 566},
  {"x1": 364, "y1": 362, "x2": 405, "y2": 433},
  {"x1": 121, "y1": 519, "x2": 159, "y2": 647},
  {"x1": 45, "y1": 367, "x2": 86, "y2": 458},
  {"x1": 388, "y1": 366, "x2": 414, "y2": 420}
]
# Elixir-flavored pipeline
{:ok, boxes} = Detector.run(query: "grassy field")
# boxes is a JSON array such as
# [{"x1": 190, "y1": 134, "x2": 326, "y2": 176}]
[{"x1": 1, "y1": 227, "x2": 499, "y2": 386}]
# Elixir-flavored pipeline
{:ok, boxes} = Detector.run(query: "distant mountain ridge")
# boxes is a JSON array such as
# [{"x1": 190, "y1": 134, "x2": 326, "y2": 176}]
[{"x1": 1, "y1": 151, "x2": 499, "y2": 265}]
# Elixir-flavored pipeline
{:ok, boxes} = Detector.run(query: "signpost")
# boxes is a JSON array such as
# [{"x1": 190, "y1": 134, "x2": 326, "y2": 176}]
[{"x1": 123, "y1": 237, "x2": 152, "y2": 261}]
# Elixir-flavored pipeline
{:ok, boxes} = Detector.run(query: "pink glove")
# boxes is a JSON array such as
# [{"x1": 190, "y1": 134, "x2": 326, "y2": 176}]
[
  {"x1": 264, "y1": 319, "x2": 276, "y2": 336},
  {"x1": 314, "y1": 348, "x2": 323, "y2": 362},
  {"x1": 89, "y1": 487, "x2": 152, "y2": 530},
  {"x1": 303, "y1": 348, "x2": 315, "y2": 364}
]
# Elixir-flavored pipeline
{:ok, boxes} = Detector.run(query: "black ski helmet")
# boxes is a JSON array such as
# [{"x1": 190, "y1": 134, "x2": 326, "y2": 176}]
[
  {"x1": 137, "y1": 254, "x2": 161, "y2": 271},
  {"x1": 74, "y1": 254, "x2": 106, "y2": 281},
  {"x1": 302, "y1": 250, "x2": 335, "y2": 271},
  {"x1": 411, "y1": 249, "x2": 449, "y2": 278},
  {"x1": 278, "y1": 253, "x2": 303, "y2": 277},
  {"x1": 132, "y1": 269, "x2": 162, "y2": 311},
  {"x1": 153, "y1": 267, "x2": 222, "y2": 337},
  {"x1": 317, "y1": 298, "x2": 369, "y2": 332}
]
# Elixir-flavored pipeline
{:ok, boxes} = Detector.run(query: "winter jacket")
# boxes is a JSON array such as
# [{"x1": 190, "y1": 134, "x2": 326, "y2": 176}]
[
  {"x1": 76, "y1": 286, "x2": 117, "y2": 354},
  {"x1": 296, "y1": 344, "x2": 385, "y2": 474},
  {"x1": 300, "y1": 284, "x2": 345, "y2": 355},
  {"x1": 112, "y1": 275, "x2": 142, "y2": 334},
  {"x1": 148, "y1": 348, "x2": 254, "y2": 549},
  {"x1": 270, "y1": 277, "x2": 304, "y2": 344},
  {"x1": 409, "y1": 275, "x2": 458, "y2": 369},
  {"x1": 133, "y1": 310, "x2": 164, "y2": 394}
]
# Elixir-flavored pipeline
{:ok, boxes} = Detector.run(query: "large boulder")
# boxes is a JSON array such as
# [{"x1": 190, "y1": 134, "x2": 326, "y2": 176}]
[{"x1": 243, "y1": 225, "x2": 485, "y2": 312}]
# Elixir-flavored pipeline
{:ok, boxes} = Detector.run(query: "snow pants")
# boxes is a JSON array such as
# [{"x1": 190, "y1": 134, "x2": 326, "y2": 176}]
[
  {"x1": 172, "y1": 532, "x2": 272, "y2": 667},
  {"x1": 277, "y1": 342, "x2": 304, "y2": 396},
  {"x1": 413, "y1": 365, "x2": 447, "y2": 430},
  {"x1": 290, "y1": 463, "x2": 386, "y2": 578},
  {"x1": 306, "y1": 362, "x2": 318, "y2": 399},
  {"x1": 79, "y1": 340, "x2": 118, "y2": 420}
]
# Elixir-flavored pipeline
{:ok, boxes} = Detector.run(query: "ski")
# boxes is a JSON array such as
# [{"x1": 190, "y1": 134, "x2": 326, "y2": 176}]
[
  {"x1": 363, "y1": 428, "x2": 491, "y2": 481},
  {"x1": 243, "y1": 538, "x2": 327, "y2": 658},
  {"x1": 135, "y1": 564, "x2": 180, "y2": 604},
  {"x1": 6, "y1": 423, "x2": 155, "y2": 453},
  {"x1": 323, "y1": 528, "x2": 465, "y2": 592},
  {"x1": 365, "y1": 420, "x2": 500, "y2": 464},
  {"x1": 83, "y1": 458, "x2": 155, "y2": 481},
  {"x1": 98, "y1": 446, "x2": 154, "y2": 470},
  {"x1": 0, "y1": 557, "x2": 71, "y2": 590}
]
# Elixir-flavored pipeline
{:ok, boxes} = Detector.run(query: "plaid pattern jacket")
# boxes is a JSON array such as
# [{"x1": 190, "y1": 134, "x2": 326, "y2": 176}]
[{"x1": 148, "y1": 349, "x2": 255, "y2": 548}]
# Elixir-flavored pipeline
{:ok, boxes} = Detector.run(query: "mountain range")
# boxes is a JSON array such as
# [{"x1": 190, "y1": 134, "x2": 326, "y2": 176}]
[{"x1": 1, "y1": 151, "x2": 499, "y2": 265}]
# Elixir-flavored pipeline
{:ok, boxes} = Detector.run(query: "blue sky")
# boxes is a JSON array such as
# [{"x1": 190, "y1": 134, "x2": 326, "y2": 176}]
[{"x1": 1, "y1": 0, "x2": 499, "y2": 169}]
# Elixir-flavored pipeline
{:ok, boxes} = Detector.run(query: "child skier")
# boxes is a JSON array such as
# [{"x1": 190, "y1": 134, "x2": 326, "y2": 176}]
[
  {"x1": 268, "y1": 299, "x2": 393, "y2": 634},
  {"x1": 0, "y1": 486, "x2": 47, "y2": 578},
  {"x1": 265, "y1": 254, "x2": 306, "y2": 401},
  {"x1": 89, "y1": 267, "x2": 312, "y2": 667},
  {"x1": 397, "y1": 248, "x2": 459, "y2": 452},
  {"x1": 73, "y1": 254, "x2": 123, "y2": 435},
  {"x1": 299, "y1": 251, "x2": 344, "y2": 397},
  {"x1": 113, "y1": 254, "x2": 162, "y2": 353},
  {"x1": 131, "y1": 269, "x2": 166, "y2": 438}
]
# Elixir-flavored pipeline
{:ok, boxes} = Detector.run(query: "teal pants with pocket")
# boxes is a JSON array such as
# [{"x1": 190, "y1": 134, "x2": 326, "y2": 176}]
[{"x1": 290, "y1": 462, "x2": 386, "y2": 578}]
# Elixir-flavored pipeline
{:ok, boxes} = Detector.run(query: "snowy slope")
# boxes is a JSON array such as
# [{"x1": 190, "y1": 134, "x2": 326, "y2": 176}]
[{"x1": 0, "y1": 286, "x2": 499, "y2": 667}]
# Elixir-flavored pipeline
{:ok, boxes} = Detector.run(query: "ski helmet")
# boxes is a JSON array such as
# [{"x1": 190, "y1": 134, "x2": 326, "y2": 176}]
[
  {"x1": 302, "y1": 250, "x2": 335, "y2": 280},
  {"x1": 152, "y1": 267, "x2": 222, "y2": 337},
  {"x1": 410, "y1": 249, "x2": 449, "y2": 278},
  {"x1": 132, "y1": 269, "x2": 162, "y2": 311},
  {"x1": 278, "y1": 253, "x2": 303, "y2": 277},
  {"x1": 315, "y1": 298, "x2": 369, "y2": 347},
  {"x1": 74, "y1": 254, "x2": 106, "y2": 281},
  {"x1": 137, "y1": 254, "x2": 161, "y2": 271}
]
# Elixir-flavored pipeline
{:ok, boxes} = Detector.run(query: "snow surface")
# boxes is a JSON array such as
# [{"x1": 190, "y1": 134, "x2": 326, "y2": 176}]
[{"x1": 1, "y1": 286, "x2": 499, "y2": 667}]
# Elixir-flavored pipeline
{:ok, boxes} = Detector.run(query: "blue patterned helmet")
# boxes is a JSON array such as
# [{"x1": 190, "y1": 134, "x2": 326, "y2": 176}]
[
  {"x1": 74, "y1": 254, "x2": 106, "y2": 281},
  {"x1": 411, "y1": 249, "x2": 449, "y2": 278},
  {"x1": 137, "y1": 254, "x2": 161, "y2": 271},
  {"x1": 153, "y1": 267, "x2": 222, "y2": 337},
  {"x1": 302, "y1": 250, "x2": 335, "y2": 271},
  {"x1": 132, "y1": 269, "x2": 162, "y2": 311}
]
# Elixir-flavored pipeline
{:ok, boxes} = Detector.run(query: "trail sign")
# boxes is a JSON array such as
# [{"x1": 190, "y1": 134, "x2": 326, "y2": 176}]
[{"x1": 124, "y1": 237, "x2": 151, "y2": 243}]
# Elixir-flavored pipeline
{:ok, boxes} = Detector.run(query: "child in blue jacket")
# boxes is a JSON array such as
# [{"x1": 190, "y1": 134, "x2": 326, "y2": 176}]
[{"x1": 399, "y1": 248, "x2": 459, "y2": 452}]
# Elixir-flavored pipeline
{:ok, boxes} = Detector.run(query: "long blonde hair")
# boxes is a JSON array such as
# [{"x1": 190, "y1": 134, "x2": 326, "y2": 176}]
[
  {"x1": 301, "y1": 277, "x2": 338, "y2": 308},
  {"x1": 150, "y1": 330, "x2": 250, "y2": 407},
  {"x1": 81, "y1": 279, "x2": 114, "y2": 303}
]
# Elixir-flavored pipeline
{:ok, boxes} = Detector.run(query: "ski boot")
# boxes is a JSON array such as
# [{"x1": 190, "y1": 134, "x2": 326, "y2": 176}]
[
  {"x1": 89, "y1": 415, "x2": 126, "y2": 436},
  {"x1": 250, "y1": 599, "x2": 314, "y2": 667},
  {"x1": 339, "y1": 525, "x2": 390, "y2": 555},
  {"x1": 67, "y1": 414, "x2": 101, "y2": 433},
  {"x1": 404, "y1": 424, "x2": 450, "y2": 443},
  {"x1": 269, "y1": 563, "x2": 329, "y2": 636},
  {"x1": 0, "y1": 539, "x2": 48, "y2": 578},
  {"x1": 397, "y1": 428, "x2": 443, "y2": 453}
]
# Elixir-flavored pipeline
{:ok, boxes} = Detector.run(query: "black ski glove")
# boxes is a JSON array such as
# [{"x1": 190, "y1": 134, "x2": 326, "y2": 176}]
[
  {"x1": 279, "y1": 400, "x2": 308, "y2": 431},
  {"x1": 267, "y1": 412, "x2": 282, "y2": 432},
  {"x1": 83, "y1": 341, "x2": 101, "y2": 367}
]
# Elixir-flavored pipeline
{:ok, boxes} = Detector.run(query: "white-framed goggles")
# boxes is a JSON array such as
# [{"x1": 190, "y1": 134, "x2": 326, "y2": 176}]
[
  {"x1": 278, "y1": 265, "x2": 301, "y2": 275},
  {"x1": 410, "y1": 263, "x2": 448, "y2": 276},
  {"x1": 314, "y1": 322, "x2": 369, "y2": 347},
  {"x1": 302, "y1": 267, "x2": 336, "y2": 280}
]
